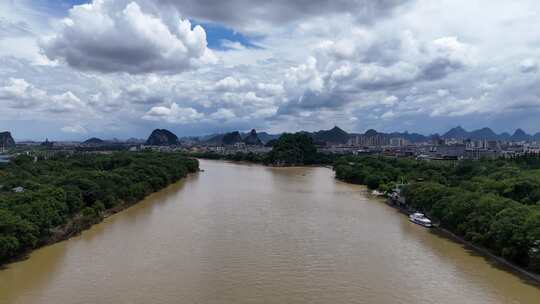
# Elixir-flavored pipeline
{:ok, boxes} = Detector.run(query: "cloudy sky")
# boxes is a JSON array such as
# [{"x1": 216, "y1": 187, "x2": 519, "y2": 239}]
[{"x1": 1, "y1": 0, "x2": 539, "y2": 140}]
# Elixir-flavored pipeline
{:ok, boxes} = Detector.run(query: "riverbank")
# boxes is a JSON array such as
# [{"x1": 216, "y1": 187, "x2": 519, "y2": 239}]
[
  {"x1": 366, "y1": 192, "x2": 540, "y2": 286},
  {"x1": 0, "y1": 153, "x2": 199, "y2": 267},
  {"x1": 334, "y1": 155, "x2": 540, "y2": 279},
  {"x1": 435, "y1": 226, "x2": 540, "y2": 285},
  {"x1": 224, "y1": 159, "x2": 333, "y2": 169},
  {"x1": 192, "y1": 153, "x2": 335, "y2": 168},
  {"x1": 0, "y1": 171, "x2": 198, "y2": 269}
]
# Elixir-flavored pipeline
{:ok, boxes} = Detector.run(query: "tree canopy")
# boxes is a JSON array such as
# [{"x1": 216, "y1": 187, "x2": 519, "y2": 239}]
[
  {"x1": 0, "y1": 152, "x2": 198, "y2": 263},
  {"x1": 334, "y1": 155, "x2": 540, "y2": 272},
  {"x1": 190, "y1": 132, "x2": 335, "y2": 165}
]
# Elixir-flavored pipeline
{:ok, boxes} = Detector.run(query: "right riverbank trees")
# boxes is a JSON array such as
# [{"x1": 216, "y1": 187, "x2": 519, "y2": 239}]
[
  {"x1": 334, "y1": 155, "x2": 540, "y2": 272},
  {"x1": 0, "y1": 152, "x2": 198, "y2": 264}
]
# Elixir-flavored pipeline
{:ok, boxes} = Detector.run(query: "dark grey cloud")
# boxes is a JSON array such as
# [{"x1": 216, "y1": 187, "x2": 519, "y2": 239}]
[
  {"x1": 420, "y1": 58, "x2": 466, "y2": 80},
  {"x1": 277, "y1": 33, "x2": 475, "y2": 116},
  {"x1": 494, "y1": 77, "x2": 540, "y2": 111},
  {"x1": 157, "y1": 0, "x2": 412, "y2": 31},
  {"x1": 277, "y1": 91, "x2": 346, "y2": 115}
]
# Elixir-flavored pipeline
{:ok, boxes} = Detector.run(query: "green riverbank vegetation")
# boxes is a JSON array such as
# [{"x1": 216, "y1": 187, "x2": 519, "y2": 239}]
[
  {"x1": 334, "y1": 155, "x2": 540, "y2": 272},
  {"x1": 190, "y1": 133, "x2": 336, "y2": 165},
  {"x1": 0, "y1": 152, "x2": 198, "y2": 264}
]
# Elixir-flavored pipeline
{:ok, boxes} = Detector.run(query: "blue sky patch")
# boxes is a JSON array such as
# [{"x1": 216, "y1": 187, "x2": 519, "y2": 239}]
[
  {"x1": 38, "y1": 1, "x2": 261, "y2": 51},
  {"x1": 194, "y1": 21, "x2": 262, "y2": 51},
  {"x1": 35, "y1": 0, "x2": 90, "y2": 16}
]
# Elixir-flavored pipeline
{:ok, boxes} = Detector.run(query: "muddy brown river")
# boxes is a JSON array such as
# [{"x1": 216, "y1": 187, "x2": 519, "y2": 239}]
[{"x1": 0, "y1": 159, "x2": 539, "y2": 303}]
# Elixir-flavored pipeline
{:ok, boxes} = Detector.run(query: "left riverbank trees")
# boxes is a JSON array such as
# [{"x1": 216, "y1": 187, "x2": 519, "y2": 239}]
[{"x1": 0, "y1": 152, "x2": 198, "y2": 264}]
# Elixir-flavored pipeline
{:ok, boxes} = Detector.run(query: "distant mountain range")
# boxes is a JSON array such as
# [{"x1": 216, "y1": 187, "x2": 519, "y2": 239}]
[
  {"x1": 311, "y1": 126, "x2": 540, "y2": 144},
  {"x1": 201, "y1": 129, "x2": 267, "y2": 146},
  {"x1": 82, "y1": 137, "x2": 105, "y2": 145},
  {"x1": 310, "y1": 126, "x2": 350, "y2": 144},
  {"x1": 184, "y1": 129, "x2": 280, "y2": 145},
  {"x1": 357, "y1": 129, "x2": 431, "y2": 144},
  {"x1": 146, "y1": 129, "x2": 179, "y2": 146},
  {"x1": 180, "y1": 125, "x2": 540, "y2": 146},
  {"x1": 441, "y1": 126, "x2": 540, "y2": 141},
  {"x1": 4, "y1": 125, "x2": 540, "y2": 148},
  {"x1": 190, "y1": 127, "x2": 351, "y2": 145},
  {"x1": 243, "y1": 129, "x2": 263, "y2": 145},
  {"x1": 0, "y1": 131, "x2": 15, "y2": 148},
  {"x1": 345, "y1": 126, "x2": 540, "y2": 143}
]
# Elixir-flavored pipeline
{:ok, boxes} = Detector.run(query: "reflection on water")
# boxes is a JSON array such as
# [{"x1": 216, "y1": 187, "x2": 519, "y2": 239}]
[{"x1": 0, "y1": 159, "x2": 538, "y2": 304}]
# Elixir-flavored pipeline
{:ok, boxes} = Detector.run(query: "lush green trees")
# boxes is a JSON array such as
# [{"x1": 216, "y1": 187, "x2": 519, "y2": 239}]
[
  {"x1": 191, "y1": 132, "x2": 336, "y2": 166},
  {"x1": 334, "y1": 155, "x2": 540, "y2": 272},
  {"x1": 187, "y1": 151, "x2": 269, "y2": 164},
  {"x1": 489, "y1": 205, "x2": 530, "y2": 262},
  {"x1": 266, "y1": 133, "x2": 319, "y2": 165},
  {"x1": 525, "y1": 210, "x2": 540, "y2": 271},
  {"x1": 0, "y1": 152, "x2": 198, "y2": 263}
]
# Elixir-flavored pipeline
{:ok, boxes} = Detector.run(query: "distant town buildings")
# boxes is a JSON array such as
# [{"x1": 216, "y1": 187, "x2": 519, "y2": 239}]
[
  {"x1": 390, "y1": 138, "x2": 408, "y2": 147},
  {"x1": 324, "y1": 129, "x2": 540, "y2": 160},
  {"x1": 348, "y1": 133, "x2": 389, "y2": 147},
  {"x1": 0, "y1": 154, "x2": 10, "y2": 163}
]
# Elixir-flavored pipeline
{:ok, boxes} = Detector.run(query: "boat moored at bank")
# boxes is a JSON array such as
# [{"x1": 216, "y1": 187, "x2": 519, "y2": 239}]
[{"x1": 409, "y1": 212, "x2": 433, "y2": 228}]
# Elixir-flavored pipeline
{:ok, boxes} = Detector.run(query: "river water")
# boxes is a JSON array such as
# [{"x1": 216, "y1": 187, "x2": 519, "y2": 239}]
[{"x1": 0, "y1": 159, "x2": 538, "y2": 304}]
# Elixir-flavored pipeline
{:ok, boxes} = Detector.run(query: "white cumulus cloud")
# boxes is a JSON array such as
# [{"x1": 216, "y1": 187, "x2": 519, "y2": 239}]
[
  {"x1": 61, "y1": 124, "x2": 88, "y2": 134},
  {"x1": 41, "y1": 0, "x2": 217, "y2": 74},
  {"x1": 143, "y1": 103, "x2": 204, "y2": 123},
  {"x1": 0, "y1": 78, "x2": 84, "y2": 113}
]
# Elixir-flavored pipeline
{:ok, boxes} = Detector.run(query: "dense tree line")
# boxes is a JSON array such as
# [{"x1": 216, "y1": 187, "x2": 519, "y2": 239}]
[
  {"x1": 188, "y1": 151, "x2": 269, "y2": 163},
  {"x1": 191, "y1": 133, "x2": 336, "y2": 165},
  {"x1": 266, "y1": 133, "x2": 331, "y2": 165},
  {"x1": 0, "y1": 152, "x2": 198, "y2": 263},
  {"x1": 334, "y1": 155, "x2": 540, "y2": 272}
]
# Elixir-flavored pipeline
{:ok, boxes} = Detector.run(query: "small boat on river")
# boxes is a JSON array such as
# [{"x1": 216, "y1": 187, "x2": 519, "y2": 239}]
[
  {"x1": 371, "y1": 190, "x2": 385, "y2": 196},
  {"x1": 409, "y1": 212, "x2": 433, "y2": 228}
]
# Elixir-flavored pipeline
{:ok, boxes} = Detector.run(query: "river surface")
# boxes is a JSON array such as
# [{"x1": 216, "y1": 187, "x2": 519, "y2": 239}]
[{"x1": 0, "y1": 159, "x2": 539, "y2": 304}]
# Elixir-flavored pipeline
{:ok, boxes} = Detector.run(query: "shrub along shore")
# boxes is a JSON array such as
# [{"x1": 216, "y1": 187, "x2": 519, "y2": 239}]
[{"x1": 0, "y1": 152, "x2": 198, "y2": 265}]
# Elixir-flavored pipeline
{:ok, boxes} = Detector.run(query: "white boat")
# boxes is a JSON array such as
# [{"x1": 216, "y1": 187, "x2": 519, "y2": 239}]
[
  {"x1": 371, "y1": 190, "x2": 384, "y2": 196},
  {"x1": 409, "y1": 212, "x2": 432, "y2": 228}
]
